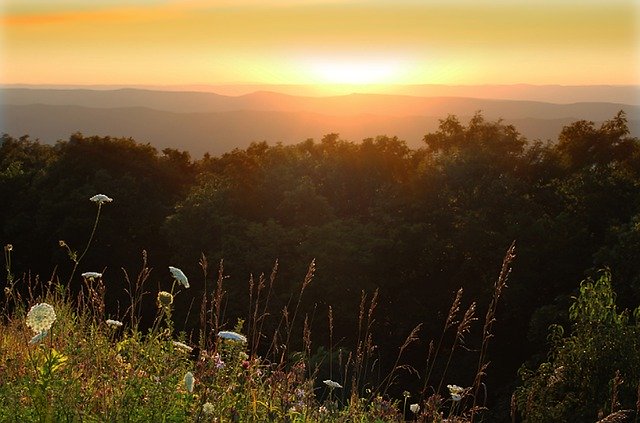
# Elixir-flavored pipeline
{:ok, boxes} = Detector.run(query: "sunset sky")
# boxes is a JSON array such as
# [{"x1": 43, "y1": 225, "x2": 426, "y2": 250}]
[{"x1": 1, "y1": 0, "x2": 639, "y2": 91}]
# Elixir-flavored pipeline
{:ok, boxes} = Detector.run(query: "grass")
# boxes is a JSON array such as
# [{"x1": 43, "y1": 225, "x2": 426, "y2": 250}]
[{"x1": 0, "y1": 195, "x2": 517, "y2": 422}]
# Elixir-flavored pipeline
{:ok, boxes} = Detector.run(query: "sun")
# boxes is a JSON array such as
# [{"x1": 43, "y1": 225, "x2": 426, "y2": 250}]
[{"x1": 307, "y1": 58, "x2": 405, "y2": 86}]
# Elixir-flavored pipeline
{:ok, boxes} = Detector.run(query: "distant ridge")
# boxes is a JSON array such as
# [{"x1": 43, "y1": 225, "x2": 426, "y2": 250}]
[
  {"x1": 1, "y1": 88, "x2": 638, "y2": 157},
  {"x1": 3, "y1": 83, "x2": 639, "y2": 104},
  {"x1": 2, "y1": 87, "x2": 638, "y2": 118}
]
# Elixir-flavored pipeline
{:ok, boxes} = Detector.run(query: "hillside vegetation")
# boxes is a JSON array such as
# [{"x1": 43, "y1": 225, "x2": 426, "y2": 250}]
[{"x1": 1, "y1": 111, "x2": 640, "y2": 421}]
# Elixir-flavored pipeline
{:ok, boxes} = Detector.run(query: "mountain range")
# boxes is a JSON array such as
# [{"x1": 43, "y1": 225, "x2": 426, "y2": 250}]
[{"x1": 1, "y1": 86, "x2": 638, "y2": 157}]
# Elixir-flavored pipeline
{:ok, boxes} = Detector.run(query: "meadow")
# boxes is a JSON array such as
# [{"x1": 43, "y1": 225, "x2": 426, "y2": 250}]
[
  {"x1": 2, "y1": 194, "x2": 639, "y2": 422},
  {"x1": 1, "y1": 194, "x2": 512, "y2": 422}
]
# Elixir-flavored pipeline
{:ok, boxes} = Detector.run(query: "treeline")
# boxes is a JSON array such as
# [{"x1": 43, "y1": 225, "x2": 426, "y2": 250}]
[{"x1": 1, "y1": 111, "x2": 639, "y2": 418}]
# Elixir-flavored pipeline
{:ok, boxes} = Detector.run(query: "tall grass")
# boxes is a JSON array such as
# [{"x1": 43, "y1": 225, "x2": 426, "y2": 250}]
[{"x1": 0, "y1": 195, "x2": 516, "y2": 422}]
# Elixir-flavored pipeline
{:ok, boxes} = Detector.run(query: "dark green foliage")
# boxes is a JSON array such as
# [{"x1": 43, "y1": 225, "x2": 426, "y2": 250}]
[{"x1": 516, "y1": 271, "x2": 640, "y2": 422}]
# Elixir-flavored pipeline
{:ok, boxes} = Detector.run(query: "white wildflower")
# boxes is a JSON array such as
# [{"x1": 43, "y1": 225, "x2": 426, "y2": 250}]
[
  {"x1": 26, "y1": 303, "x2": 56, "y2": 334},
  {"x1": 323, "y1": 379, "x2": 342, "y2": 389},
  {"x1": 90, "y1": 194, "x2": 113, "y2": 205},
  {"x1": 410, "y1": 403, "x2": 420, "y2": 414},
  {"x1": 169, "y1": 266, "x2": 189, "y2": 288},
  {"x1": 184, "y1": 371, "x2": 195, "y2": 393},
  {"x1": 217, "y1": 331, "x2": 247, "y2": 343},
  {"x1": 447, "y1": 384, "x2": 464, "y2": 401},
  {"x1": 447, "y1": 384, "x2": 463, "y2": 394},
  {"x1": 106, "y1": 319, "x2": 123, "y2": 327},
  {"x1": 202, "y1": 402, "x2": 215, "y2": 416},
  {"x1": 82, "y1": 272, "x2": 102, "y2": 280},
  {"x1": 29, "y1": 330, "x2": 48, "y2": 345},
  {"x1": 173, "y1": 341, "x2": 193, "y2": 353}
]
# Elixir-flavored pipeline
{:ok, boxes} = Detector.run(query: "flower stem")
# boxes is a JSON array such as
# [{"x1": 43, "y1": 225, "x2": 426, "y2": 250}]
[{"x1": 67, "y1": 204, "x2": 103, "y2": 287}]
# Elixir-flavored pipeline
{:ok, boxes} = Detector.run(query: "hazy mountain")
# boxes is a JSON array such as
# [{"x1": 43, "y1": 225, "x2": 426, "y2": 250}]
[
  {"x1": 4, "y1": 84, "x2": 639, "y2": 104},
  {"x1": 1, "y1": 88, "x2": 638, "y2": 157}
]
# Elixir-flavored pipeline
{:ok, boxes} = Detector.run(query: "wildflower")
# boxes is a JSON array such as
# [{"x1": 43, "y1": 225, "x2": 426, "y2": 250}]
[
  {"x1": 318, "y1": 406, "x2": 328, "y2": 414},
  {"x1": 217, "y1": 331, "x2": 247, "y2": 343},
  {"x1": 4, "y1": 244, "x2": 12, "y2": 252},
  {"x1": 157, "y1": 291, "x2": 173, "y2": 307},
  {"x1": 202, "y1": 402, "x2": 215, "y2": 416},
  {"x1": 90, "y1": 194, "x2": 113, "y2": 205},
  {"x1": 410, "y1": 403, "x2": 420, "y2": 414},
  {"x1": 29, "y1": 330, "x2": 48, "y2": 345},
  {"x1": 169, "y1": 266, "x2": 189, "y2": 288},
  {"x1": 82, "y1": 272, "x2": 102, "y2": 280},
  {"x1": 447, "y1": 384, "x2": 464, "y2": 401},
  {"x1": 106, "y1": 319, "x2": 123, "y2": 327},
  {"x1": 403, "y1": 390, "x2": 410, "y2": 398},
  {"x1": 323, "y1": 379, "x2": 342, "y2": 389},
  {"x1": 26, "y1": 303, "x2": 56, "y2": 334},
  {"x1": 214, "y1": 353, "x2": 225, "y2": 369},
  {"x1": 184, "y1": 371, "x2": 195, "y2": 393},
  {"x1": 173, "y1": 341, "x2": 193, "y2": 353}
]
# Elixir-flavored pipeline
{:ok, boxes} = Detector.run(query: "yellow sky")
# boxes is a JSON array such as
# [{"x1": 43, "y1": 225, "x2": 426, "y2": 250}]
[{"x1": 1, "y1": 0, "x2": 638, "y2": 90}]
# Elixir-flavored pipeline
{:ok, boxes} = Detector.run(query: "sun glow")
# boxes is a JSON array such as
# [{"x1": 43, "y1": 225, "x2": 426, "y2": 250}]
[{"x1": 308, "y1": 58, "x2": 404, "y2": 85}]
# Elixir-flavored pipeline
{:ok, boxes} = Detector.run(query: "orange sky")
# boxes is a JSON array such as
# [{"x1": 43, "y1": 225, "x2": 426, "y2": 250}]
[{"x1": 1, "y1": 0, "x2": 638, "y2": 91}]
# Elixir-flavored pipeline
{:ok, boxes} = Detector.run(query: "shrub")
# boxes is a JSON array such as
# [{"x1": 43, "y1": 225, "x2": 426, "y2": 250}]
[{"x1": 515, "y1": 271, "x2": 640, "y2": 422}]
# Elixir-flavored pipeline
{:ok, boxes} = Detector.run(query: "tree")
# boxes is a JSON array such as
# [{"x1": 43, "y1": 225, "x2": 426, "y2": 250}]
[
  {"x1": 516, "y1": 271, "x2": 640, "y2": 422},
  {"x1": 556, "y1": 111, "x2": 636, "y2": 171}
]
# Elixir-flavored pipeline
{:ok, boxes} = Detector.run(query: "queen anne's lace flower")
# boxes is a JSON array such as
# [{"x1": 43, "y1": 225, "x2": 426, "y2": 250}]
[
  {"x1": 410, "y1": 403, "x2": 420, "y2": 414},
  {"x1": 447, "y1": 384, "x2": 464, "y2": 401},
  {"x1": 323, "y1": 379, "x2": 342, "y2": 389},
  {"x1": 172, "y1": 341, "x2": 193, "y2": 353},
  {"x1": 184, "y1": 371, "x2": 195, "y2": 393},
  {"x1": 217, "y1": 331, "x2": 247, "y2": 343},
  {"x1": 106, "y1": 319, "x2": 123, "y2": 327},
  {"x1": 26, "y1": 303, "x2": 56, "y2": 334},
  {"x1": 202, "y1": 402, "x2": 215, "y2": 416},
  {"x1": 90, "y1": 194, "x2": 113, "y2": 205},
  {"x1": 169, "y1": 266, "x2": 189, "y2": 288},
  {"x1": 82, "y1": 272, "x2": 102, "y2": 280}
]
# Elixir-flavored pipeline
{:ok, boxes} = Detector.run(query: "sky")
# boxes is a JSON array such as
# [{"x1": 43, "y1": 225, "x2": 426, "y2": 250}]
[{"x1": 1, "y1": 0, "x2": 639, "y2": 92}]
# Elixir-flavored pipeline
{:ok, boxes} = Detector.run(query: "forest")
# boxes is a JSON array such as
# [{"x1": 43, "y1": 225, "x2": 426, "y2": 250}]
[{"x1": 1, "y1": 111, "x2": 639, "y2": 421}]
